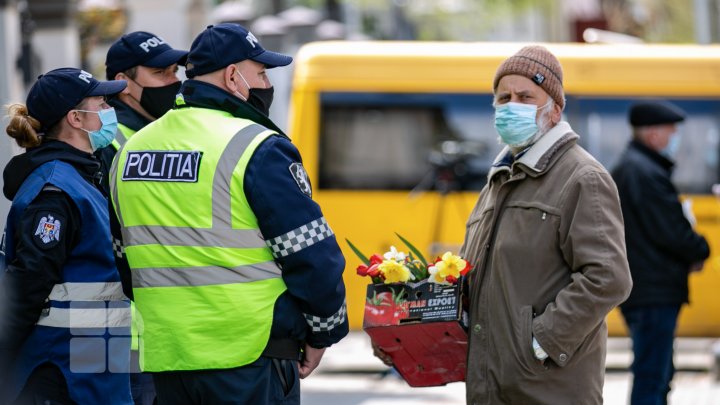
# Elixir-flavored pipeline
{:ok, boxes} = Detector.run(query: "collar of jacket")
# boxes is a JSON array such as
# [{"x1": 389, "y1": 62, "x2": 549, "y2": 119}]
[
  {"x1": 176, "y1": 80, "x2": 287, "y2": 138},
  {"x1": 488, "y1": 121, "x2": 578, "y2": 180},
  {"x1": 107, "y1": 97, "x2": 152, "y2": 132},
  {"x1": 3, "y1": 140, "x2": 100, "y2": 200},
  {"x1": 629, "y1": 139, "x2": 674, "y2": 173}
]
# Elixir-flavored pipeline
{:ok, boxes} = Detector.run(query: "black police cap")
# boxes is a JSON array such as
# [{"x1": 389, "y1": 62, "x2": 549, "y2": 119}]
[
  {"x1": 185, "y1": 23, "x2": 292, "y2": 78},
  {"x1": 27, "y1": 68, "x2": 126, "y2": 131},
  {"x1": 106, "y1": 31, "x2": 188, "y2": 80},
  {"x1": 628, "y1": 101, "x2": 686, "y2": 127}
]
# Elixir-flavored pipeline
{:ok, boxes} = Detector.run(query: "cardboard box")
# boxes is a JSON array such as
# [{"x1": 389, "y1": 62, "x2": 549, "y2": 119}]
[{"x1": 363, "y1": 280, "x2": 468, "y2": 387}]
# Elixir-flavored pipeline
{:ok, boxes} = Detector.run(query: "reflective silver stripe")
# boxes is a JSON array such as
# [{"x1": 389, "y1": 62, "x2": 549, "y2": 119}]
[
  {"x1": 48, "y1": 282, "x2": 127, "y2": 302},
  {"x1": 115, "y1": 128, "x2": 127, "y2": 147},
  {"x1": 212, "y1": 124, "x2": 267, "y2": 227},
  {"x1": 123, "y1": 225, "x2": 266, "y2": 249},
  {"x1": 266, "y1": 217, "x2": 334, "y2": 258},
  {"x1": 304, "y1": 300, "x2": 347, "y2": 333},
  {"x1": 132, "y1": 260, "x2": 282, "y2": 288},
  {"x1": 36, "y1": 307, "x2": 132, "y2": 328}
]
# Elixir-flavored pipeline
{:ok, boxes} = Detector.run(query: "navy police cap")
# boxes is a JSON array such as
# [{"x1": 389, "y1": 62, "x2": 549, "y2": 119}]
[
  {"x1": 185, "y1": 23, "x2": 293, "y2": 78},
  {"x1": 629, "y1": 101, "x2": 686, "y2": 127},
  {"x1": 106, "y1": 31, "x2": 188, "y2": 80},
  {"x1": 27, "y1": 68, "x2": 127, "y2": 131}
]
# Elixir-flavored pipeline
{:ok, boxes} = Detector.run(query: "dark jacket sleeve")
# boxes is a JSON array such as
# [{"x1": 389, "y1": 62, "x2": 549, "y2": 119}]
[
  {"x1": 0, "y1": 189, "x2": 80, "y2": 370},
  {"x1": 109, "y1": 202, "x2": 133, "y2": 300},
  {"x1": 94, "y1": 144, "x2": 116, "y2": 197},
  {"x1": 244, "y1": 135, "x2": 348, "y2": 348}
]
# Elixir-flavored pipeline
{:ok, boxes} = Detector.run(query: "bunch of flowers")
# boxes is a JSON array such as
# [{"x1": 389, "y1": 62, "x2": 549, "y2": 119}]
[{"x1": 347, "y1": 234, "x2": 472, "y2": 285}]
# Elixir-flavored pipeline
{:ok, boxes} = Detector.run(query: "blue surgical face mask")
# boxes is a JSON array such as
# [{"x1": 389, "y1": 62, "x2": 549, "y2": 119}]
[
  {"x1": 494, "y1": 101, "x2": 551, "y2": 147},
  {"x1": 77, "y1": 108, "x2": 118, "y2": 151},
  {"x1": 661, "y1": 133, "x2": 681, "y2": 159}
]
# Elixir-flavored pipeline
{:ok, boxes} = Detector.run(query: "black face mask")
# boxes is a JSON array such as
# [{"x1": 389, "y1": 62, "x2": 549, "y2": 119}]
[
  {"x1": 247, "y1": 86, "x2": 274, "y2": 117},
  {"x1": 139, "y1": 81, "x2": 182, "y2": 119}
]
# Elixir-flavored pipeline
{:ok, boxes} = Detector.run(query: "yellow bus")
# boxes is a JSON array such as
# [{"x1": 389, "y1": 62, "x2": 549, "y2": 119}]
[{"x1": 289, "y1": 41, "x2": 720, "y2": 336}]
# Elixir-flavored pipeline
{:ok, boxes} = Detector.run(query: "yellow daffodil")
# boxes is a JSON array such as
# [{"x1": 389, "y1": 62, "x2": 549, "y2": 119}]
[
  {"x1": 379, "y1": 259, "x2": 413, "y2": 284},
  {"x1": 428, "y1": 252, "x2": 469, "y2": 285}
]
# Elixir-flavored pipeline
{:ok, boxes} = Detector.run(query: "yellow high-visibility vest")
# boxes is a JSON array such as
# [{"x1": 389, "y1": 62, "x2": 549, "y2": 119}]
[{"x1": 111, "y1": 107, "x2": 286, "y2": 372}]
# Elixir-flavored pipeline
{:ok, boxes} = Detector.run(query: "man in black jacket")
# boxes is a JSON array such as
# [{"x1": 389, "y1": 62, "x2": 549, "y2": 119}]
[{"x1": 612, "y1": 100, "x2": 710, "y2": 405}]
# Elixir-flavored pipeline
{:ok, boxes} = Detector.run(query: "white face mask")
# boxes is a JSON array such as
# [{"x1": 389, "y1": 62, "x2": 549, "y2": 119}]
[{"x1": 233, "y1": 70, "x2": 251, "y2": 101}]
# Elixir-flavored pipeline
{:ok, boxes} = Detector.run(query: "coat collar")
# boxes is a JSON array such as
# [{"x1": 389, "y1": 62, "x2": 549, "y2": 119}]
[
  {"x1": 108, "y1": 97, "x2": 152, "y2": 132},
  {"x1": 628, "y1": 139, "x2": 674, "y2": 173},
  {"x1": 488, "y1": 121, "x2": 578, "y2": 180},
  {"x1": 176, "y1": 80, "x2": 287, "y2": 137}
]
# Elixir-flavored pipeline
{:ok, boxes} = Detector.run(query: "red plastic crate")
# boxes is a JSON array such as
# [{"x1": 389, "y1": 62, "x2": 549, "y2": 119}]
[{"x1": 362, "y1": 281, "x2": 468, "y2": 386}]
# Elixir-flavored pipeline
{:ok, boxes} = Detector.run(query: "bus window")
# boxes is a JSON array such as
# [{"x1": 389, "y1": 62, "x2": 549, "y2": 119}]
[
  {"x1": 569, "y1": 97, "x2": 720, "y2": 193},
  {"x1": 318, "y1": 93, "x2": 501, "y2": 191},
  {"x1": 320, "y1": 93, "x2": 720, "y2": 194}
]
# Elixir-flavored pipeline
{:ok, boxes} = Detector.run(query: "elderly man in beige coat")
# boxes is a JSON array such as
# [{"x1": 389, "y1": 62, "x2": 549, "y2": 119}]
[{"x1": 462, "y1": 45, "x2": 633, "y2": 405}]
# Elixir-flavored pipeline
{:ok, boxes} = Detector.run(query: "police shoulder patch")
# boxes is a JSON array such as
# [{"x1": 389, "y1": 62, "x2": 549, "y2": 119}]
[
  {"x1": 289, "y1": 162, "x2": 312, "y2": 198},
  {"x1": 33, "y1": 211, "x2": 64, "y2": 249}
]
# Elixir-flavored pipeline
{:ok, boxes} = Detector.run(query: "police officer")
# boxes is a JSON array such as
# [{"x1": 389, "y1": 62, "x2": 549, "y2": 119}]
[
  {"x1": 99, "y1": 30, "x2": 187, "y2": 405},
  {"x1": 0, "y1": 68, "x2": 132, "y2": 404},
  {"x1": 110, "y1": 23, "x2": 348, "y2": 404},
  {"x1": 612, "y1": 101, "x2": 710, "y2": 405},
  {"x1": 96, "y1": 30, "x2": 188, "y2": 192}
]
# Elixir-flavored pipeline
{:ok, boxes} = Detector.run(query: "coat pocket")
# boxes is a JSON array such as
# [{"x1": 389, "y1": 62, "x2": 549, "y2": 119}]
[{"x1": 516, "y1": 305, "x2": 550, "y2": 376}]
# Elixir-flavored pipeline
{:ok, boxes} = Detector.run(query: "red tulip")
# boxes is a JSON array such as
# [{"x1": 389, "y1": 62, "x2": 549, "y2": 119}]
[
  {"x1": 357, "y1": 254, "x2": 385, "y2": 278},
  {"x1": 460, "y1": 261, "x2": 473, "y2": 276}
]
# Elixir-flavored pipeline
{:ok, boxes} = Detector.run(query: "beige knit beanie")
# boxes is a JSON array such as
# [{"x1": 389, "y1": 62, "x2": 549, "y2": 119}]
[{"x1": 493, "y1": 45, "x2": 565, "y2": 110}]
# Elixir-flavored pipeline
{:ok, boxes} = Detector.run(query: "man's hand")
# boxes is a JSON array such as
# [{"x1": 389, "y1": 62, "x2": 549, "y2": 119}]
[{"x1": 298, "y1": 344, "x2": 326, "y2": 379}]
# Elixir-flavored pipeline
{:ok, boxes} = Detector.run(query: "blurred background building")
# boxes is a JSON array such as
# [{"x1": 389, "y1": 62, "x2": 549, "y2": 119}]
[{"x1": 1, "y1": 0, "x2": 720, "y2": 226}]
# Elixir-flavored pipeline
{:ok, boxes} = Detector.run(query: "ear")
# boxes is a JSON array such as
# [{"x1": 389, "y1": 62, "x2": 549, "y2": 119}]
[
  {"x1": 223, "y1": 65, "x2": 239, "y2": 92},
  {"x1": 65, "y1": 109, "x2": 84, "y2": 130},
  {"x1": 115, "y1": 72, "x2": 132, "y2": 95},
  {"x1": 550, "y1": 102, "x2": 562, "y2": 124}
]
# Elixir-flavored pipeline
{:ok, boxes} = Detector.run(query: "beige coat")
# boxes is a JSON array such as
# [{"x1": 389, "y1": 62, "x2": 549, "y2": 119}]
[{"x1": 462, "y1": 122, "x2": 632, "y2": 405}]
